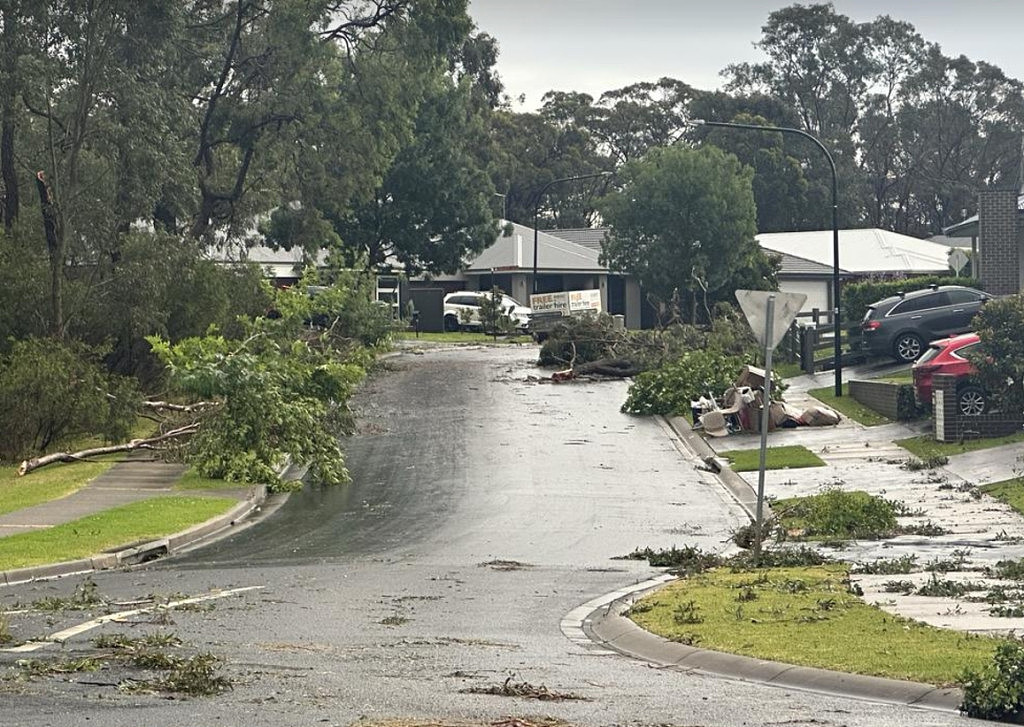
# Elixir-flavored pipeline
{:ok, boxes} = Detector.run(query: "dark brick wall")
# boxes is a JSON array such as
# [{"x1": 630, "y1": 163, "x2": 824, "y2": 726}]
[
  {"x1": 978, "y1": 189, "x2": 1023, "y2": 296},
  {"x1": 849, "y1": 380, "x2": 902, "y2": 420},
  {"x1": 933, "y1": 374, "x2": 1022, "y2": 441}
]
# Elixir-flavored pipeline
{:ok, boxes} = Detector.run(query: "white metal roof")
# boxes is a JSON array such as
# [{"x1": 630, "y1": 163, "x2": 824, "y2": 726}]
[{"x1": 756, "y1": 228, "x2": 951, "y2": 275}]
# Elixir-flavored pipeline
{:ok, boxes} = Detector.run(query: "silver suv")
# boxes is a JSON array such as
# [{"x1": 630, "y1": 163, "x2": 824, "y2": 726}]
[{"x1": 860, "y1": 284, "x2": 991, "y2": 362}]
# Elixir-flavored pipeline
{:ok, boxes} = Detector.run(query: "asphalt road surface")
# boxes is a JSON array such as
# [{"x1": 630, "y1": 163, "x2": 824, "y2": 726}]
[{"x1": 0, "y1": 345, "x2": 985, "y2": 726}]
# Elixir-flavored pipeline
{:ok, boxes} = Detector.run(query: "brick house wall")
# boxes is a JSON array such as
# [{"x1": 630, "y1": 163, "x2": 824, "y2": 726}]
[{"x1": 978, "y1": 189, "x2": 1024, "y2": 295}]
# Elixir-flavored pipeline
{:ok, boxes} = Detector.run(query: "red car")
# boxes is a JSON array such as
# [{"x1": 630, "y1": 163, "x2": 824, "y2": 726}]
[{"x1": 912, "y1": 332, "x2": 987, "y2": 416}]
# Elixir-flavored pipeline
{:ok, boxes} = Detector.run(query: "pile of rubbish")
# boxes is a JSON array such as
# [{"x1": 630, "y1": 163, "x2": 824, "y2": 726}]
[{"x1": 692, "y1": 366, "x2": 841, "y2": 438}]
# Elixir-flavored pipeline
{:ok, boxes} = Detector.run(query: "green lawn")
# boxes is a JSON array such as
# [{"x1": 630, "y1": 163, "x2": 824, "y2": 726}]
[
  {"x1": 896, "y1": 432, "x2": 1024, "y2": 459},
  {"x1": 629, "y1": 564, "x2": 999, "y2": 686},
  {"x1": 808, "y1": 383, "x2": 892, "y2": 426},
  {"x1": 396, "y1": 330, "x2": 533, "y2": 344},
  {"x1": 717, "y1": 444, "x2": 826, "y2": 472},
  {"x1": 979, "y1": 478, "x2": 1024, "y2": 515},
  {"x1": 0, "y1": 496, "x2": 236, "y2": 571},
  {"x1": 0, "y1": 460, "x2": 116, "y2": 516}
]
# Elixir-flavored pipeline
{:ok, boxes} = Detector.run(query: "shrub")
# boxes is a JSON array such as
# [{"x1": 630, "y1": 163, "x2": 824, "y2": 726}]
[
  {"x1": 0, "y1": 338, "x2": 140, "y2": 462},
  {"x1": 774, "y1": 488, "x2": 898, "y2": 539},
  {"x1": 960, "y1": 637, "x2": 1024, "y2": 721},
  {"x1": 622, "y1": 350, "x2": 747, "y2": 416}
]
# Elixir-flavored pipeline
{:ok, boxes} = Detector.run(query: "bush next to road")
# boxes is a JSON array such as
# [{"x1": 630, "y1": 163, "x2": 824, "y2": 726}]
[
  {"x1": 960, "y1": 637, "x2": 1024, "y2": 721},
  {"x1": 0, "y1": 338, "x2": 140, "y2": 462}
]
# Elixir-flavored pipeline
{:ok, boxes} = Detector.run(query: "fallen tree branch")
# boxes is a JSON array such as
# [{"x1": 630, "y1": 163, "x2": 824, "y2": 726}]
[
  {"x1": 142, "y1": 399, "x2": 218, "y2": 413},
  {"x1": 18, "y1": 423, "x2": 200, "y2": 476}
]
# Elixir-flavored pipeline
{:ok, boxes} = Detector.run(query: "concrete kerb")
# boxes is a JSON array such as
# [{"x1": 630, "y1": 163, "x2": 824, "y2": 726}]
[
  {"x1": 563, "y1": 414, "x2": 964, "y2": 713},
  {"x1": 0, "y1": 485, "x2": 269, "y2": 587},
  {"x1": 570, "y1": 575, "x2": 963, "y2": 714}
]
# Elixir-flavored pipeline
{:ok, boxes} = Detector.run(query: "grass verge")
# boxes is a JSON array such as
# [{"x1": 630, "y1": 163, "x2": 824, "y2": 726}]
[
  {"x1": 717, "y1": 444, "x2": 825, "y2": 472},
  {"x1": 0, "y1": 496, "x2": 235, "y2": 571},
  {"x1": 896, "y1": 432, "x2": 1024, "y2": 459},
  {"x1": 396, "y1": 331, "x2": 532, "y2": 344},
  {"x1": 808, "y1": 383, "x2": 891, "y2": 426},
  {"x1": 979, "y1": 477, "x2": 1024, "y2": 516},
  {"x1": 173, "y1": 470, "x2": 252, "y2": 491},
  {"x1": 0, "y1": 461, "x2": 116, "y2": 516},
  {"x1": 628, "y1": 563, "x2": 999, "y2": 685}
]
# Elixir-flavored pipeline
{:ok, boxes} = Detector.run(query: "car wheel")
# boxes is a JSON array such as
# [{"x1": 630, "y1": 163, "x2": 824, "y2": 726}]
[
  {"x1": 894, "y1": 333, "x2": 924, "y2": 362},
  {"x1": 443, "y1": 315, "x2": 460, "y2": 332},
  {"x1": 957, "y1": 385, "x2": 987, "y2": 417}
]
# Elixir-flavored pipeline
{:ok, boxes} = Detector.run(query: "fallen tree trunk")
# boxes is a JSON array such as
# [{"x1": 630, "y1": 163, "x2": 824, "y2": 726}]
[
  {"x1": 18, "y1": 423, "x2": 200, "y2": 476},
  {"x1": 552, "y1": 358, "x2": 642, "y2": 382}
]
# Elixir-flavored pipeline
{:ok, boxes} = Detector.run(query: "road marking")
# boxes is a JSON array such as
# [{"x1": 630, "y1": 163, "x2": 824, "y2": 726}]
[{"x1": 1, "y1": 585, "x2": 264, "y2": 653}]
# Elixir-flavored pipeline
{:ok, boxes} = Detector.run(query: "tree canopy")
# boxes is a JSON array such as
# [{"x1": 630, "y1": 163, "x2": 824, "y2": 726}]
[{"x1": 599, "y1": 145, "x2": 776, "y2": 323}]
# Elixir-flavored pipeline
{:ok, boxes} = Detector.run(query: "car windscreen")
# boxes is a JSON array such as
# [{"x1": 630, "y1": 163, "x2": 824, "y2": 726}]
[{"x1": 915, "y1": 345, "x2": 943, "y2": 365}]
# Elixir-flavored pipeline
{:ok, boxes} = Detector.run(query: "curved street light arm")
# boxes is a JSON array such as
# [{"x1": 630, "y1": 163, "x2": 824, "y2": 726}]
[{"x1": 689, "y1": 119, "x2": 843, "y2": 397}]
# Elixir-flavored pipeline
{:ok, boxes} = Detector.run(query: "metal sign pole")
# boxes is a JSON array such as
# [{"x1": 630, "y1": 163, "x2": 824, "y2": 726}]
[{"x1": 753, "y1": 295, "x2": 775, "y2": 562}]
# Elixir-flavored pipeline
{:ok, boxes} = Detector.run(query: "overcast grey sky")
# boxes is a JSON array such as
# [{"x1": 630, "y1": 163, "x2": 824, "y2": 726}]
[{"x1": 467, "y1": 1, "x2": 1024, "y2": 110}]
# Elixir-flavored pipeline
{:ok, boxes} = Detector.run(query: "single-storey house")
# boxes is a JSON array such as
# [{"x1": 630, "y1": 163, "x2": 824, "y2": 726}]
[
  {"x1": 409, "y1": 221, "x2": 644, "y2": 328},
  {"x1": 756, "y1": 228, "x2": 955, "y2": 320},
  {"x1": 943, "y1": 189, "x2": 1024, "y2": 295}
]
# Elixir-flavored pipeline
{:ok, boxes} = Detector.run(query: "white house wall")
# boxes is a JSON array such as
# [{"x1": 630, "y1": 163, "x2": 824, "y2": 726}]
[{"x1": 779, "y1": 279, "x2": 829, "y2": 317}]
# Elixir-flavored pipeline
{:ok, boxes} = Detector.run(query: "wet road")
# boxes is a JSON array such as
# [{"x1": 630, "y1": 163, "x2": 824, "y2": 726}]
[{"x1": 0, "y1": 345, "x2": 985, "y2": 726}]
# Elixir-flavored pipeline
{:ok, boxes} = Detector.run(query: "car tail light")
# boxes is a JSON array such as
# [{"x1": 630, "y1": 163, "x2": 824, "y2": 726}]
[
  {"x1": 862, "y1": 320, "x2": 881, "y2": 331},
  {"x1": 913, "y1": 364, "x2": 938, "y2": 377}
]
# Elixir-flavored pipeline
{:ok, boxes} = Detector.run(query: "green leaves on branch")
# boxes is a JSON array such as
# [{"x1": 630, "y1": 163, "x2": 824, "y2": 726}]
[
  {"x1": 622, "y1": 350, "x2": 747, "y2": 417},
  {"x1": 146, "y1": 282, "x2": 380, "y2": 490}
]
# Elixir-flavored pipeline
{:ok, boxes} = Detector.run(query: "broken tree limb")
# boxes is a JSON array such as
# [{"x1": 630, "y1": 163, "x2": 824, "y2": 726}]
[
  {"x1": 18, "y1": 423, "x2": 200, "y2": 476},
  {"x1": 142, "y1": 399, "x2": 217, "y2": 413},
  {"x1": 551, "y1": 358, "x2": 643, "y2": 382}
]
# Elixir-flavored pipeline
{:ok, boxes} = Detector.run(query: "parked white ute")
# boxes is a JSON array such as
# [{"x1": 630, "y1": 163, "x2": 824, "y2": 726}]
[{"x1": 443, "y1": 291, "x2": 532, "y2": 332}]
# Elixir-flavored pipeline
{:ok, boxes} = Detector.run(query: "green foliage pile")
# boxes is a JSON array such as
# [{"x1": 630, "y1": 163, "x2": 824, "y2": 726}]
[
  {"x1": 621, "y1": 350, "x2": 747, "y2": 416},
  {"x1": 773, "y1": 488, "x2": 899, "y2": 540},
  {"x1": 960, "y1": 638, "x2": 1024, "y2": 721},
  {"x1": 841, "y1": 276, "x2": 980, "y2": 324},
  {"x1": 148, "y1": 282, "x2": 377, "y2": 490},
  {"x1": 0, "y1": 338, "x2": 139, "y2": 462},
  {"x1": 537, "y1": 313, "x2": 624, "y2": 367}
]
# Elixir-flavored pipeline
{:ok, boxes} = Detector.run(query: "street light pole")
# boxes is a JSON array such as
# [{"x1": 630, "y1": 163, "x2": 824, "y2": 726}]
[
  {"x1": 532, "y1": 171, "x2": 611, "y2": 295},
  {"x1": 691, "y1": 119, "x2": 843, "y2": 397}
]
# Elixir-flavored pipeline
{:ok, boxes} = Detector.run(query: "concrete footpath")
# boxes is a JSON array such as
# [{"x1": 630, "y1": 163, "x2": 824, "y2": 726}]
[
  {"x1": 0, "y1": 452, "x2": 268, "y2": 586},
  {"x1": 567, "y1": 366, "x2": 1024, "y2": 715},
  {"x1": 3, "y1": 361, "x2": 1023, "y2": 713}
]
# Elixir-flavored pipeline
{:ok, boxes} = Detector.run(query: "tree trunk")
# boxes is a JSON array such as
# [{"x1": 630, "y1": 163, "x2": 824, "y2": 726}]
[
  {"x1": 34, "y1": 170, "x2": 64, "y2": 338},
  {"x1": 18, "y1": 423, "x2": 199, "y2": 476},
  {"x1": 1, "y1": 112, "x2": 17, "y2": 230}
]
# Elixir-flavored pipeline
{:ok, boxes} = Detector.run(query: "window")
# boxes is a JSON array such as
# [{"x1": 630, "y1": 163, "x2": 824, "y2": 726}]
[
  {"x1": 946, "y1": 289, "x2": 985, "y2": 305},
  {"x1": 890, "y1": 293, "x2": 946, "y2": 314}
]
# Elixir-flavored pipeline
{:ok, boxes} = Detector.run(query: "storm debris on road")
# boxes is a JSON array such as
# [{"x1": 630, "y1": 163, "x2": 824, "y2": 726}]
[
  {"x1": 461, "y1": 675, "x2": 589, "y2": 701},
  {"x1": 478, "y1": 560, "x2": 533, "y2": 571}
]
